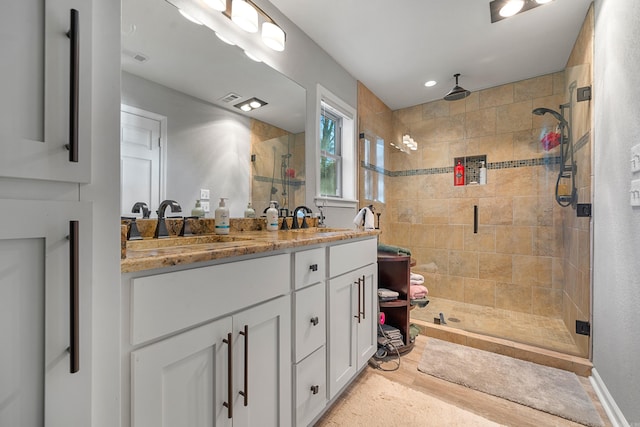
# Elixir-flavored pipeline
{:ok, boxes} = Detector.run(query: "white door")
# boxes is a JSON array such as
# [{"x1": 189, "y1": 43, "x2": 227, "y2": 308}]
[
  {"x1": 356, "y1": 264, "x2": 378, "y2": 368},
  {"x1": 120, "y1": 106, "x2": 164, "y2": 216},
  {"x1": 327, "y1": 272, "x2": 358, "y2": 400},
  {"x1": 131, "y1": 316, "x2": 233, "y2": 427},
  {"x1": 233, "y1": 296, "x2": 291, "y2": 427},
  {"x1": 0, "y1": 0, "x2": 92, "y2": 183},
  {"x1": 0, "y1": 199, "x2": 92, "y2": 427}
]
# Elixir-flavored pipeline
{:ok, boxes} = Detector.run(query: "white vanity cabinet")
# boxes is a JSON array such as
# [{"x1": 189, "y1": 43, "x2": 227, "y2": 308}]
[
  {"x1": 0, "y1": 0, "x2": 93, "y2": 183},
  {"x1": 0, "y1": 200, "x2": 92, "y2": 426},
  {"x1": 327, "y1": 239, "x2": 378, "y2": 400},
  {"x1": 123, "y1": 254, "x2": 292, "y2": 427},
  {"x1": 292, "y1": 248, "x2": 327, "y2": 426}
]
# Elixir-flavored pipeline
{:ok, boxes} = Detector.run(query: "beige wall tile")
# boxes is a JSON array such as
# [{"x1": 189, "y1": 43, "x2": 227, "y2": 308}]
[
  {"x1": 466, "y1": 133, "x2": 513, "y2": 163},
  {"x1": 419, "y1": 199, "x2": 449, "y2": 224},
  {"x1": 464, "y1": 278, "x2": 496, "y2": 307},
  {"x1": 495, "y1": 282, "x2": 532, "y2": 313},
  {"x1": 496, "y1": 100, "x2": 534, "y2": 134},
  {"x1": 479, "y1": 197, "x2": 513, "y2": 226},
  {"x1": 434, "y1": 224, "x2": 464, "y2": 250},
  {"x1": 414, "y1": 247, "x2": 449, "y2": 275},
  {"x1": 410, "y1": 223, "x2": 436, "y2": 248},
  {"x1": 479, "y1": 253, "x2": 512, "y2": 282},
  {"x1": 449, "y1": 198, "x2": 478, "y2": 225},
  {"x1": 496, "y1": 226, "x2": 533, "y2": 255},
  {"x1": 494, "y1": 167, "x2": 537, "y2": 197},
  {"x1": 479, "y1": 84, "x2": 514, "y2": 108},
  {"x1": 463, "y1": 224, "x2": 496, "y2": 253},
  {"x1": 533, "y1": 225, "x2": 563, "y2": 257},
  {"x1": 513, "y1": 195, "x2": 554, "y2": 226},
  {"x1": 422, "y1": 99, "x2": 450, "y2": 119},
  {"x1": 449, "y1": 250, "x2": 479, "y2": 278},
  {"x1": 465, "y1": 107, "x2": 497, "y2": 139},
  {"x1": 438, "y1": 275, "x2": 465, "y2": 301},
  {"x1": 512, "y1": 255, "x2": 552, "y2": 287},
  {"x1": 514, "y1": 75, "x2": 554, "y2": 102}
]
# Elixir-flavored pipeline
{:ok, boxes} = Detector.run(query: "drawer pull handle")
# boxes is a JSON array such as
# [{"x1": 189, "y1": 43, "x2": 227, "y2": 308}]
[
  {"x1": 68, "y1": 220, "x2": 80, "y2": 373},
  {"x1": 310, "y1": 385, "x2": 320, "y2": 395},
  {"x1": 222, "y1": 333, "x2": 233, "y2": 419},
  {"x1": 310, "y1": 316, "x2": 319, "y2": 326},
  {"x1": 354, "y1": 278, "x2": 361, "y2": 323},
  {"x1": 309, "y1": 264, "x2": 318, "y2": 272},
  {"x1": 65, "y1": 9, "x2": 79, "y2": 163},
  {"x1": 361, "y1": 275, "x2": 366, "y2": 320},
  {"x1": 238, "y1": 325, "x2": 249, "y2": 407}
]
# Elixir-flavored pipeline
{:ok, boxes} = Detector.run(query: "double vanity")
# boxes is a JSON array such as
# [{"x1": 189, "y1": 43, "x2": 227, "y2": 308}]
[{"x1": 120, "y1": 226, "x2": 379, "y2": 427}]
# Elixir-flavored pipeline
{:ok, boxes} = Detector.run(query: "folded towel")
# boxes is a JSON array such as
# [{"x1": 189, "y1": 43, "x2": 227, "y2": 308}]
[
  {"x1": 352, "y1": 207, "x2": 365, "y2": 227},
  {"x1": 410, "y1": 298, "x2": 429, "y2": 308},
  {"x1": 353, "y1": 207, "x2": 375, "y2": 230},
  {"x1": 377, "y1": 243, "x2": 411, "y2": 256},
  {"x1": 378, "y1": 288, "x2": 399, "y2": 299},
  {"x1": 410, "y1": 284, "x2": 429, "y2": 299},
  {"x1": 410, "y1": 272, "x2": 424, "y2": 285}
]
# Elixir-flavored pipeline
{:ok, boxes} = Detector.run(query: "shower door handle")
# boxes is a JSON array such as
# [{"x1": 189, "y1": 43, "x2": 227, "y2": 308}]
[{"x1": 474, "y1": 205, "x2": 478, "y2": 234}]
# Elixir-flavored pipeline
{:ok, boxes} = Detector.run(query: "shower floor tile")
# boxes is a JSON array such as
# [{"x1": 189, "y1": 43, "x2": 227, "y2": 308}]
[{"x1": 411, "y1": 296, "x2": 582, "y2": 356}]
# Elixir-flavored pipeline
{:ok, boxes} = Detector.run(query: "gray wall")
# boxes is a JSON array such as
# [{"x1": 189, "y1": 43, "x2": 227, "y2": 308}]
[
  {"x1": 593, "y1": 0, "x2": 640, "y2": 424},
  {"x1": 122, "y1": 72, "x2": 251, "y2": 217}
]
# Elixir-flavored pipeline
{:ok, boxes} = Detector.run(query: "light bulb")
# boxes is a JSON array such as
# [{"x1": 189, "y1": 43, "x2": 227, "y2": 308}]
[
  {"x1": 215, "y1": 32, "x2": 235, "y2": 46},
  {"x1": 178, "y1": 9, "x2": 203, "y2": 25},
  {"x1": 262, "y1": 22, "x2": 285, "y2": 51},
  {"x1": 424, "y1": 80, "x2": 437, "y2": 87},
  {"x1": 499, "y1": 0, "x2": 524, "y2": 17},
  {"x1": 232, "y1": 0, "x2": 258, "y2": 33},
  {"x1": 244, "y1": 50, "x2": 261, "y2": 62},
  {"x1": 240, "y1": 104, "x2": 252, "y2": 112},
  {"x1": 249, "y1": 100, "x2": 261, "y2": 108},
  {"x1": 204, "y1": 0, "x2": 226, "y2": 11}
]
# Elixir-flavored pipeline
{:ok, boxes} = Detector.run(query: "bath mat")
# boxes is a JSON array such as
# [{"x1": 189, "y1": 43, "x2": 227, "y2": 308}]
[
  {"x1": 316, "y1": 372, "x2": 504, "y2": 427},
  {"x1": 417, "y1": 338, "x2": 604, "y2": 427}
]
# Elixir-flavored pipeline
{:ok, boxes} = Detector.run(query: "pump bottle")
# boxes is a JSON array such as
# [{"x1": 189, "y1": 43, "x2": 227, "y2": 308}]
[
  {"x1": 479, "y1": 161, "x2": 487, "y2": 185},
  {"x1": 214, "y1": 198, "x2": 230, "y2": 235},
  {"x1": 244, "y1": 202, "x2": 256, "y2": 218},
  {"x1": 454, "y1": 160, "x2": 465, "y2": 186},
  {"x1": 266, "y1": 201, "x2": 279, "y2": 231}
]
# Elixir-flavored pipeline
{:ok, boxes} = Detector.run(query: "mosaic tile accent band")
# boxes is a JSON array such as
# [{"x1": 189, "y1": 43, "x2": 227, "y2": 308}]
[
  {"x1": 254, "y1": 175, "x2": 305, "y2": 187},
  {"x1": 361, "y1": 156, "x2": 562, "y2": 177}
]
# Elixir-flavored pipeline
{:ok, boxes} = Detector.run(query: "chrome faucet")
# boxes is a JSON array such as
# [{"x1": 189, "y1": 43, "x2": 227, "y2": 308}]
[
  {"x1": 131, "y1": 201, "x2": 150, "y2": 219},
  {"x1": 155, "y1": 200, "x2": 182, "y2": 238},
  {"x1": 292, "y1": 206, "x2": 312, "y2": 229}
]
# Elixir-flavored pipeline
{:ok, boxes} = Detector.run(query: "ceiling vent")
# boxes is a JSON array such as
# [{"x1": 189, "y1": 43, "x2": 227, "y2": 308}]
[
  {"x1": 122, "y1": 49, "x2": 149, "y2": 63},
  {"x1": 220, "y1": 92, "x2": 242, "y2": 103}
]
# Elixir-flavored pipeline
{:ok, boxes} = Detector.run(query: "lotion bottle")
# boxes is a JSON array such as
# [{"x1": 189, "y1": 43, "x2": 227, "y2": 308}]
[
  {"x1": 266, "y1": 201, "x2": 279, "y2": 231},
  {"x1": 214, "y1": 198, "x2": 230, "y2": 235},
  {"x1": 191, "y1": 199, "x2": 205, "y2": 218},
  {"x1": 479, "y1": 161, "x2": 487, "y2": 185}
]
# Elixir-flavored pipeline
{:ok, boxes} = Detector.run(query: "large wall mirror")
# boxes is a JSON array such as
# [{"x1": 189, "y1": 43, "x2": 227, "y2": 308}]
[{"x1": 121, "y1": 0, "x2": 306, "y2": 218}]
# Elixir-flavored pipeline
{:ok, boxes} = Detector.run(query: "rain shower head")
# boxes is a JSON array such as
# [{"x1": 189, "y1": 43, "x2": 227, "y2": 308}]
[
  {"x1": 532, "y1": 107, "x2": 568, "y2": 127},
  {"x1": 444, "y1": 73, "x2": 471, "y2": 101}
]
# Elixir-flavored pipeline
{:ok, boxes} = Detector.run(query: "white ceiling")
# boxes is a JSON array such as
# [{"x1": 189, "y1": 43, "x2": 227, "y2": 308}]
[{"x1": 269, "y1": 0, "x2": 593, "y2": 110}]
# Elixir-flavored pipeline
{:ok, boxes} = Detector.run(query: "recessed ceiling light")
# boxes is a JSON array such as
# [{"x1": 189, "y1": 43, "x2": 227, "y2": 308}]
[
  {"x1": 234, "y1": 97, "x2": 268, "y2": 112},
  {"x1": 424, "y1": 80, "x2": 437, "y2": 87},
  {"x1": 499, "y1": 0, "x2": 524, "y2": 17}
]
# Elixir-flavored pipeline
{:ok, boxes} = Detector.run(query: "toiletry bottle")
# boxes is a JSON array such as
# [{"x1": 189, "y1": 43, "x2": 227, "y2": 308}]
[
  {"x1": 454, "y1": 160, "x2": 465, "y2": 186},
  {"x1": 214, "y1": 198, "x2": 230, "y2": 235},
  {"x1": 191, "y1": 199, "x2": 205, "y2": 218},
  {"x1": 479, "y1": 161, "x2": 487, "y2": 185},
  {"x1": 266, "y1": 201, "x2": 279, "y2": 231},
  {"x1": 244, "y1": 202, "x2": 256, "y2": 218}
]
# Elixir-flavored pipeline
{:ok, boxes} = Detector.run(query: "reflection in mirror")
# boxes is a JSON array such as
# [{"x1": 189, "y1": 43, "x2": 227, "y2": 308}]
[{"x1": 121, "y1": 0, "x2": 306, "y2": 217}]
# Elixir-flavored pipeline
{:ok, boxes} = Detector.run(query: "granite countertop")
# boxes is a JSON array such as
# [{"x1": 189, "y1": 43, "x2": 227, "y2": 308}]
[{"x1": 121, "y1": 228, "x2": 380, "y2": 273}]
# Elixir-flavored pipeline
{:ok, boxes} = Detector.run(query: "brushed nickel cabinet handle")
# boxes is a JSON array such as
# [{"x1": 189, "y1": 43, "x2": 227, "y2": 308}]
[
  {"x1": 65, "y1": 9, "x2": 79, "y2": 162},
  {"x1": 238, "y1": 325, "x2": 248, "y2": 407},
  {"x1": 222, "y1": 333, "x2": 233, "y2": 419},
  {"x1": 69, "y1": 220, "x2": 79, "y2": 373}
]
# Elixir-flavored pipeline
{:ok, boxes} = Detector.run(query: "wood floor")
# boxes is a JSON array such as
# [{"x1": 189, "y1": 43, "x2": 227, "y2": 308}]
[{"x1": 317, "y1": 334, "x2": 612, "y2": 427}]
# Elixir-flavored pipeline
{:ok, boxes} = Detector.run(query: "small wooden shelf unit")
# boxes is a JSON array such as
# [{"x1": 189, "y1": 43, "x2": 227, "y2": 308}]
[{"x1": 377, "y1": 252, "x2": 414, "y2": 354}]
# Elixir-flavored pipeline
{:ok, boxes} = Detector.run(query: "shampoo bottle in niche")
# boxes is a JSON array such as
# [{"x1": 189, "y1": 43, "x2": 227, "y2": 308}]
[
  {"x1": 454, "y1": 160, "x2": 465, "y2": 186},
  {"x1": 214, "y1": 198, "x2": 230, "y2": 235},
  {"x1": 266, "y1": 201, "x2": 279, "y2": 231},
  {"x1": 191, "y1": 199, "x2": 205, "y2": 218},
  {"x1": 479, "y1": 161, "x2": 487, "y2": 185},
  {"x1": 244, "y1": 202, "x2": 256, "y2": 218}
]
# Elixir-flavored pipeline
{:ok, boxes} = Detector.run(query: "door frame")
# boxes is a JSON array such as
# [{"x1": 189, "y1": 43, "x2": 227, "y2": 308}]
[{"x1": 120, "y1": 104, "x2": 168, "y2": 212}]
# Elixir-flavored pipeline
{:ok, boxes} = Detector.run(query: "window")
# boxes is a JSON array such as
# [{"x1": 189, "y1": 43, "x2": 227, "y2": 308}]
[
  {"x1": 363, "y1": 135, "x2": 385, "y2": 202},
  {"x1": 320, "y1": 106, "x2": 342, "y2": 197}
]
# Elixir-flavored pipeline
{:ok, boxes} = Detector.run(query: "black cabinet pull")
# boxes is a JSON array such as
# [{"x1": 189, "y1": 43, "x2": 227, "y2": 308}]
[
  {"x1": 310, "y1": 316, "x2": 319, "y2": 326},
  {"x1": 361, "y1": 275, "x2": 366, "y2": 320},
  {"x1": 65, "y1": 9, "x2": 79, "y2": 163},
  {"x1": 69, "y1": 221, "x2": 79, "y2": 373},
  {"x1": 238, "y1": 325, "x2": 249, "y2": 407},
  {"x1": 473, "y1": 205, "x2": 478, "y2": 234},
  {"x1": 309, "y1": 263, "x2": 318, "y2": 272},
  {"x1": 310, "y1": 385, "x2": 320, "y2": 395},
  {"x1": 222, "y1": 333, "x2": 233, "y2": 419},
  {"x1": 354, "y1": 278, "x2": 361, "y2": 323}
]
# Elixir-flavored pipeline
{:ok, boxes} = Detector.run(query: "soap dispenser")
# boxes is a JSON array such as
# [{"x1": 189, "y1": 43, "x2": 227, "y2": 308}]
[
  {"x1": 244, "y1": 202, "x2": 256, "y2": 218},
  {"x1": 191, "y1": 199, "x2": 205, "y2": 218},
  {"x1": 266, "y1": 201, "x2": 279, "y2": 231},
  {"x1": 479, "y1": 161, "x2": 487, "y2": 185},
  {"x1": 214, "y1": 198, "x2": 230, "y2": 235}
]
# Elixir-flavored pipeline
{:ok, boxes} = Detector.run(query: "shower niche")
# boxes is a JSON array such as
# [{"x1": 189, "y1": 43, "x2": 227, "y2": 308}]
[{"x1": 453, "y1": 155, "x2": 487, "y2": 186}]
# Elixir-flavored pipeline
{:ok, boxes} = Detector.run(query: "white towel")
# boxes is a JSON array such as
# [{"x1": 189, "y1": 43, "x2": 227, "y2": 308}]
[
  {"x1": 353, "y1": 207, "x2": 375, "y2": 230},
  {"x1": 410, "y1": 272, "x2": 425, "y2": 285}
]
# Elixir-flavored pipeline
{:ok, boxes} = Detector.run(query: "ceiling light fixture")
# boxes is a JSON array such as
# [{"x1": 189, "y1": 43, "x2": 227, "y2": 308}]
[
  {"x1": 489, "y1": 0, "x2": 554, "y2": 23},
  {"x1": 215, "y1": 32, "x2": 235, "y2": 45},
  {"x1": 231, "y1": 0, "x2": 258, "y2": 33},
  {"x1": 234, "y1": 97, "x2": 268, "y2": 112},
  {"x1": 424, "y1": 80, "x2": 437, "y2": 87},
  {"x1": 203, "y1": 0, "x2": 226, "y2": 12},
  {"x1": 244, "y1": 50, "x2": 261, "y2": 62},
  {"x1": 178, "y1": 9, "x2": 203, "y2": 25}
]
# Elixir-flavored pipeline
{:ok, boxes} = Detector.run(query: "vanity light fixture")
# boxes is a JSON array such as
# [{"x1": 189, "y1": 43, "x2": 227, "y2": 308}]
[
  {"x1": 178, "y1": 9, "x2": 203, "y2": 25},
  {"x1": 198, "y1": 0, "x2": 287, "y2": 51},
  {"x1": 215, "y1": 32, "x2": 235, "y2": 45},
  {"x1": 489, "y1": 0, "x2": 555, "y2": 23},
  {"x1": 244, "y1": 50, "x2": 262, "y2": 62},
  {"x1": 234, "y1": 97, "x2": 268, "y2": 112},
  {"x1": 402, "y1": 134, "x2": 418, "y2": 151}
]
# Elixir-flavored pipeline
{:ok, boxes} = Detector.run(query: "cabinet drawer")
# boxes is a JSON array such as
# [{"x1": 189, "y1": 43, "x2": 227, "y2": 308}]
[
  {"x1": 295, "y1": 346, "x2": 327, "y2": 427},
  {"x1": 329, "y1": 238, "x2": 377, "y2": 278},
  {"x1": 294, "y1": 282, "x2": 326, "y2": 362},
  {"x1": 294, "y1": 247, "x2": 325, "y2": 289},
  {"x1": 131, "y1": 254, "x2": 290, "y2": 345}
]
